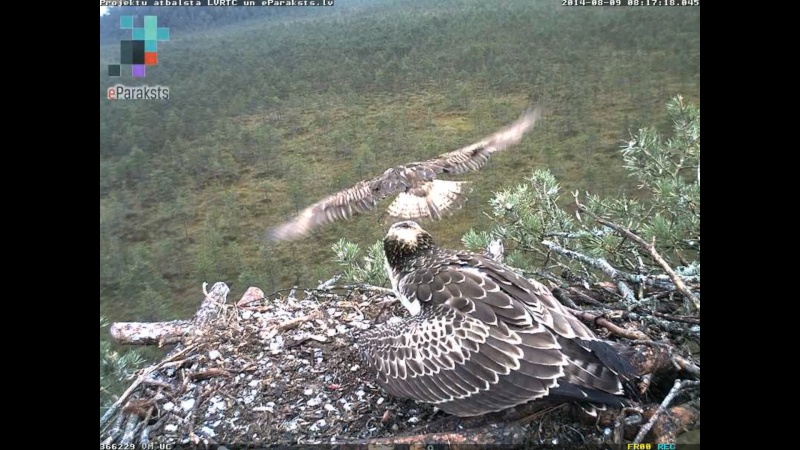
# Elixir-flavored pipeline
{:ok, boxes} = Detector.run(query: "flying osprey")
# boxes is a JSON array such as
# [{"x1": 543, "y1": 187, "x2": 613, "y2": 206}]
[
  {"x1": 266, "y1": 108, "x2": 543, "y2": 242},
  {"x1": 359, "y1": 221, "x2": 634, "y2": 417}
]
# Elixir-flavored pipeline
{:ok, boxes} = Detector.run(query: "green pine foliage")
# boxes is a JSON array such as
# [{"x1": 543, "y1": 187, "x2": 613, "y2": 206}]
[
  {"x1": 463, "y1": 96, "x2": 699, "y2": 289},
  {"x1": 332, "y1": 238, "x2": 389, "y2": 287},
  {"x1": 100, "y1": 317, "x2": 146, "y2": 417}
]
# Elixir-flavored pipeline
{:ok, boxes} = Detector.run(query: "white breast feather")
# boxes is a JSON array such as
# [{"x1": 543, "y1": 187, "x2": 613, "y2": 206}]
[{"x1": 384, "y1": 256, "x2": 421, "y2": 316}]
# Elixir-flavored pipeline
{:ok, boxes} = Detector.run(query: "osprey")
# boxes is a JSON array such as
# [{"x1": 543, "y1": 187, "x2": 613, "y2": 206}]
[
  {"x1": 359, "y1": 221, "x2": 634, "y2": 417},
  {"x1": 266, "y1": 108, "x2": 542, "y2": 242}
]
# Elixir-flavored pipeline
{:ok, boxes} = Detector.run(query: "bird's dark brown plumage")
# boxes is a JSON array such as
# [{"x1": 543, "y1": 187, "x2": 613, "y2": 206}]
[{"x1": 359, "y1": 221, "x2": 635, "y2": 417}]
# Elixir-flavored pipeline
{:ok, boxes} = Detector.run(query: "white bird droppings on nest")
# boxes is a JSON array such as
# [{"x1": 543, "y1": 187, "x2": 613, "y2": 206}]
[
  {"x1": 102, "y1": 283, "x2": 699, "y2": 447},
  {"x1": 120, "y1": 286, "x2": 444, "y2": 447}
]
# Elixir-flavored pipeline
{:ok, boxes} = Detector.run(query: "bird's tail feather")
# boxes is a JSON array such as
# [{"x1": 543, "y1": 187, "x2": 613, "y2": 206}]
[{"x1": 386, "y1": 180, "x2": 471, "y2": 220}]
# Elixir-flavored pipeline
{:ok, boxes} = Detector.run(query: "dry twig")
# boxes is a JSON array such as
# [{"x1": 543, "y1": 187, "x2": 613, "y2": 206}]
[
  {"x1": 568, "y1": 308, "x2": 649, "y2": 341},
  {"x1": 100, "y1": 344, "x2": 199, "y2": 431},
  {"x1": 633, "y1": 379, "x2": 700, "y2": 443},
  {"x1": 275, "y1": 310, "x2": 323, "y2": 332}
]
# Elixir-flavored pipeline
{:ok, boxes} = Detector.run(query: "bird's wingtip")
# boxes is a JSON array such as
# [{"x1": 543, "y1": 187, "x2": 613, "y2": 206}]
[
  {"x1": 522, "y1": 105, "x2": 544, "y2": 123},
  {"x1": 264, "y1": 224, "x2": 301, "y2": 243},
  {"x1": 263, "y1": 228, "x2": 281, "y2": 242}
]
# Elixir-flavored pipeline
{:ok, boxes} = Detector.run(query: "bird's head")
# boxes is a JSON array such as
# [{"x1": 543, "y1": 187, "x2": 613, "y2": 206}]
[{"x1": 384, "y1": 221, "x2": 435, "y2": 266}]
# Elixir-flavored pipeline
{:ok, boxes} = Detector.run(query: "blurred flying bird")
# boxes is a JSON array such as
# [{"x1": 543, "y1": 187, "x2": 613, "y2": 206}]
[{"x1": 266, "y1": 108, "x2": 543, "y2": 242}]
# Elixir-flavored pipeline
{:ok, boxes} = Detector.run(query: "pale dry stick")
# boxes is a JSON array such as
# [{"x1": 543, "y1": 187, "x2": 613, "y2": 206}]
[
  {"x1": 140, "y1": 414, "x2": 169, "y2": 448},
  {"x1": 673, "y1": 355, "x2": 701, "y2": 379},
  {"x1": 568, "y1": 308, "x2": 650, "y2": 341},
  {"x1": 633, "y1": 379, "x2": 700, "y2": 443},
  {"x1": 614, "y1": 407, "x2": 644, "y2": 445},
  {"x1": 540, "y1": 240, "x2": 675, "y2": 290},
  {"x1": 100, "y1": 343, "x2": 199, "y2": 431},
  {"x1": 329, "y1": 284, "x2": 395, "y2": 296},
  {"x1": 101, "y1": 414, "x2": 125, "y2": 446},
  {"x1": 276, "y1": 310, "x2": 324, "y2": 332},
  {"x1": 119, "y1": 413, "x2": 140, "y2": 445}
]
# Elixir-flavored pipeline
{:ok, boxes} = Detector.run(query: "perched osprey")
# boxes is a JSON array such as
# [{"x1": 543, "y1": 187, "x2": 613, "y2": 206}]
[
  {"x1": 266, "y1": 108, "x2": 543, "y2": 242},
  {"x1": 359, "y1": 221, "x2": 634, "y2": 417}
]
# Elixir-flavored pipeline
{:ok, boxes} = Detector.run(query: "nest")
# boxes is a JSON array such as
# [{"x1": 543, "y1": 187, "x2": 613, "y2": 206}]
[{"x1": 100, "y1": 282, "x2": 700, "y2": 448}]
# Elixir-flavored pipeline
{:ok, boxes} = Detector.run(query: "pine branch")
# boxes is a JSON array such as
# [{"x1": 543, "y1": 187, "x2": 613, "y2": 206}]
[
  {"x1": 575, "y1": 200, "x2": 700, "y2": 311},
  {"x1": 540, "y1": 240, "x2": 675, "y2": 291}
]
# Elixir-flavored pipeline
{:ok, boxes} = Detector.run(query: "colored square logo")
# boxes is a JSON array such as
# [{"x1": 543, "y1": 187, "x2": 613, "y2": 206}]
[
  {"x1": 107, "y1": 15, "x2": 169, "y2": 79},
  {"x1": 144, "y1": 16, "x2": 158, "y2": 41},
  {"x1": 120, "y1": 16, "x2": 133, "y2": 29},
  {"x1": 132, "y1": 65, "x2": 146, "y2": 78}
]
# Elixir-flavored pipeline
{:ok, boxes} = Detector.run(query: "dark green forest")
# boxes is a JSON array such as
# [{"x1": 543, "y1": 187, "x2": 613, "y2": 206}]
[{"x1": 99, "y1": 0, "x2": 699, "y2": 335}]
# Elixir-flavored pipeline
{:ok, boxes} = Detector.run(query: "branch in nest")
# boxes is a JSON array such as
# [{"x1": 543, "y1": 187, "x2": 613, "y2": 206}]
[
  {"x1": 567, "y1": 286, "x2": 615, "y2": 308},
  {"x1": 100, "y1": 344, "x2": 199, "y2": 432},
  {"x1": 109, "y1": 320, "x2": 192, "y2": 346},
  {"x1": 139, "y1": 414, "x2": 169, "y2": 448},
  {"x1": 649, "y1": 403, "x2": 700, "y2": 444},
  {"x1": 119, "y1": 414, "x2": 140, "y2": 445},
  {"x1": 142, "y1": 379, "x2": 173, "y2": 390},
  {"x1": 627, "y1": 341, "x2": 700, "y2": 379},
  {"x1": 541, "y1": 240, "x2": 676, "y2": 292},
  {"x1": 624, "y1": 310, "x2": 700, "y2": 340},
  {"x1": 109, "y1": 282, "x2": 231, "y2": 346},
  {"x1": 568, "y1": 308, "x2": 650, "y2": 341},
  {"x1": 329, "y1": 284, "x2": 395, "y2": 296},
  {"x1": 617, "y1": 281, "x2": 637, "y2": 305},
  {"x1": 316, "y1": 274, "x2": 343, "y2": 290},
  {"x1": 614, "y1": 407, "x2": 644, "y2": 445},
  {"x1": 673, "y1": 355, "x2": 701, "y2": 379},
  {"x1": 574, "y1": 200, "x2": 700, "y2": 311},
  {"x1": 101, "y1": 414, "x2": 125, "y2": 447},
  {"x1": 194, "y1": 282, "x2": 231, "y2": 324},
  {"x1": 189, "y1": 368, "x2": 231, "y2": 381},
  {"x1": 275, "y1": 310, "x2": 323, "y2": 332},
  {"x1": 652, "y1": 311, "x2": 700, "y2": 324},
  {"x1": 634, "y1": 379, "x2": 700, "y2": 443}
]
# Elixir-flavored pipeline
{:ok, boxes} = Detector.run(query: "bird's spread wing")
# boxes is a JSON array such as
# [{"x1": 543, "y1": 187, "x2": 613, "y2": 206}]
[
  {"x1": 360, "y1": 302, "x2": 565, "y2": 417},
  {"x1": 361, "y1": 249, "x2": 631, "y2": 416},
  {"x1": 266, "y1": 108, "x2": 542, "y2": 241},
  {"x1": 447, "y1": 253, "x2": 634, "y2": 399},
  {"x1": 424, "y1": 107, "x2": 543, "y2": 175},
  {"x1": 266, "y1": 174, "x2": 404, "y2": 241}
]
